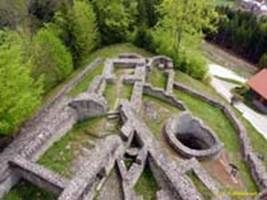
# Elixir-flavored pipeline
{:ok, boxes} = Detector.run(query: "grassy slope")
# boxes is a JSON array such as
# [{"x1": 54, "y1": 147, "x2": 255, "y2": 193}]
[
  {"x1": 5, "y1": 43, "x2": 266, "y2": 198},
  {"x1": 174, "y1": 72, "x2": 262, "y2": 192},
  {"x1": 215, "y1": 0, "x2": 234, "y2": 7},
  {"x1": 68, "y1": 63, "x2": 104, "y2": 96},
  {"x1": 4, "y1": 44, "x2": 151, "y2": 199},
  {"x1": 175, "y1": 71, "x2": 267, "y2": 168}
]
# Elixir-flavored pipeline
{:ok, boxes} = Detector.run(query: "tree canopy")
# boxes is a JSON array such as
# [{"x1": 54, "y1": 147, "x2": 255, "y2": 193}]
[
  {"x1": 30, "y1": 26, "x2": 73, "y2": 91},
  {"x1": 0, "y1": 30, "x2": 42, "y2": 135}
]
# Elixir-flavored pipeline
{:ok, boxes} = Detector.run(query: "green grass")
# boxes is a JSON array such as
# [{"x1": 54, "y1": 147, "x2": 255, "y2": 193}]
[
  {"x1": 134, "y1": 165, "x2": 159, "y2": 200},
  {"x1": 3, "y1": 181, "x2": 57, "y2": 200},
  {"x1": 142, "y1": 94, "x2": 182, "y2": 139},
  {"x1": 187, "y1": 171, "x2": 213, "y2": 200},
  {"x1": 174, "y1": 88, "x2": 258, "y2": 192},
  {"x1": 149, "y1": 67, "x2": 167, "y2": 89},
  {"x1": 104, "y1": 83, "x2": 133, "y2": 109},
  {"x1": 121, "y1": 84, "x2": 133, "y2": 99},
  {"x1": 174, "y1": 71, "x2": 261, "y2": 192},
  {"x1": 215, "y1": 0, "x2": 234, "y2": 7},
  {"x1": 68, "y1": 64, "x2": 104, "y2": 96},
  {"x1": 38, "y1": 117, "x2": 108, "y2": 177},
  {"x1": 104, "y1": 83, "x2": 117, "y2": 109},
  {"x1": 81, "y1": 43, "x2": 153, "y2": 67},
  {"x1": 5, "y1": 117, "x2": 112, "y2": 199},
  {"x1": 175, "y1": 71, "x2": 267, "y2": 168}
]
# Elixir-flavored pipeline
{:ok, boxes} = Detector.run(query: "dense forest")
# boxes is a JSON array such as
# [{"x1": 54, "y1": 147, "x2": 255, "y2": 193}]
[
  {"x1": 207, "y1": 6, "x2": 267, "y2": 68},
  {"x1": 0, "y1": 0, "x2": 217, "y2": 136}
]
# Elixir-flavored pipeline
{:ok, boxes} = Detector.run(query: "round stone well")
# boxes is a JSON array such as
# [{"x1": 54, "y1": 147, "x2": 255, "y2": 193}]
[{"x1": 164, "y1": 112, "x2": 223, "y2": 160}]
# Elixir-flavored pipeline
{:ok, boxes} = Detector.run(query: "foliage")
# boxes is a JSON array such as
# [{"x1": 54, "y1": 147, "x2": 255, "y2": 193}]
[
  {"x1": 259, "y1": 53, "x2": 267, "y2": 68},
  {"x1": 133, "y1": 26, "x2": 155, "y2": 52},
  {"x1": 54, "y1": 0, "x2": 99, "y2": 64},
  {"x1": 151, "y1": 0, "x2": 218, "y2": 80},
  {"x1": 0, "y1": 30, "x2": 42, "y2": 135},
  {"x1": 155, "y1": 0, "x2": 218, "y2": 55},
  {"x1": 207, "y1": 6, "x2": 267, "y2": 66},
  {"x1": 30, "y1": 26, "x2": 73, "y2": 91},
  {"x1": 0, "y1": 0, "x2": 28, "y2": 28},
  {"x1": 92, "y1": 0, "x2": 131, "y2": 44},
  {"x1": 28, "y1": 0, "x2": 71, "y2": 23}
]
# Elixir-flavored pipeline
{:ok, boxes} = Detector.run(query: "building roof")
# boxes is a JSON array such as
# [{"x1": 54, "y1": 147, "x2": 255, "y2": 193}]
[{"x1": 248, "y1": 69, "x2": 267, "y2": 100}]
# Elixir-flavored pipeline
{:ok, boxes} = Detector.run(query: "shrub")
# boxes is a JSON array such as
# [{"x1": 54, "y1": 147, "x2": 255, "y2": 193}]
[
  {"x1": 0, "y1": 30, "x2": 42, "y2": 135},
  {"x1": 31, "y1": 26, "x2": 73, "y2": 91},
  {"x1": 179, "y1": 51, "x2": 208, "y2": 80},
  {"x1": 259, "y1": 53, "x2": 267, "y2": 68},
  {"x1": 152, "y1": 29, "x2": 208, "y2": 80},
  {"x1": 133, "y1": 26, "x2": 154, "y2": 52}
]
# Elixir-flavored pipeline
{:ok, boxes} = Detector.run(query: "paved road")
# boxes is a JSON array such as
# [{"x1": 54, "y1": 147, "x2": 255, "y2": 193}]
[{"x1": 208, "y1": 64, "x2": 267, "y2": 140}]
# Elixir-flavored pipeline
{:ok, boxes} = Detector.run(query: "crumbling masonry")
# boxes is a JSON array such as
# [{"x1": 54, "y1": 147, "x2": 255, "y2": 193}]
[{"x1": 0, "y1": 54, "x2": 266, "y2": 200}]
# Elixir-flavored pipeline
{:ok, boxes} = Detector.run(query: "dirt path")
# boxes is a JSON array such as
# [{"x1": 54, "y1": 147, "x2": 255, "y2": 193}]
[{"x1": 202, "y1": 41, "x2": 258, "y2": 78}]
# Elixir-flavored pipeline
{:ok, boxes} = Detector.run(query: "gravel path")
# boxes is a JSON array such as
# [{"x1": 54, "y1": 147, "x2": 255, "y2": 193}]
[{"x1": 208, "y1": 64, "x2": 267, "y2": 140}]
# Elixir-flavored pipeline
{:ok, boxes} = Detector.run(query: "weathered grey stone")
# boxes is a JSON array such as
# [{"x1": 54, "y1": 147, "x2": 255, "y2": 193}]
[
  {"x1": 69, "y1": 93, "x2": 108, "y2": 122},
  {"x1": 9, "y1": 155, "x2": 68, "y2": 195},
  {"x1": 174, "y1": 81, "x2": 267, "y2": 191},
  {"x1": 164, "y1": 112, "x2": 224, "y2": 160},
  {"x1": 143, "y1": 84, "x2": 186, "y2": 110},
  {"x1": 112, "y1": 58, "x2": 146, "y2": 68},
  {"x1": 119, "y1": 101, "x2": 204, "y2": 200},
  {"x1": 130, "y1": 82, "x2": 144, "y2": 112},
  {"x1": 58, "y1": 135, "x2": 126, "y2": 200},
  {"x1": 87, "y1": 75, "x2": 105, "y2": 95},
  {"x1": 165, "y1": 69, "x2": 174, "y2": 95},
  {"x1": 118, "y1": 53, "x2": 143, "y2": 59},
  {"x1": 148, "y1": 56, "x2": 174, "y2": 70}
]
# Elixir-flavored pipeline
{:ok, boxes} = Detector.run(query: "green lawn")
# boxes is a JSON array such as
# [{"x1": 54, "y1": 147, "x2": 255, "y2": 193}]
[
  {"x1": 104, "y1": 83, "x2": 133, "y2": 110},
  {"x1": 38, "y1": 117, "x2": 108, "y2": 177},
  {"x1": 68, "y1": 64, "x2": 104, "y2": 96},
  {"x1": 174, "y1": 88, "x2": 258, "y2": 192},
  {"x1": 3, "y1": 181, "x2": 57, "y2": 200},
  {"x1": 5, "y1": 116, "x2": 121, "y2": 199},
  {"x1": 149, "y1": 67, "x2": 167, "y2": 89},
  {"x1": 215, "y1": 0, "x2": 234, "y2": 7},
  {"x1": 134, "y1": 165, "x2": 159, "y2": 200},
  {"x1": 174, "y1": 71, "x2": 262, "y2": 192},
  {"x1": 142, "y1": 94, "x2": 182, "y2": 139},
  {"x1": 175, "y1": 71, "x2": 267, "y2": 168}
]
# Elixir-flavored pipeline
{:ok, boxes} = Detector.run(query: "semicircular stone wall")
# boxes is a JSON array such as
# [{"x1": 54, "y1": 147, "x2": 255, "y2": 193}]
[{"x1": 165, "y1": 112, "x2": 224, "y2": 160}]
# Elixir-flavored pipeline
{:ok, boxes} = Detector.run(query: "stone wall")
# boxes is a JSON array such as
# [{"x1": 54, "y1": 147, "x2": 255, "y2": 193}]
[
  {"x1": 0, "y1": 58, "x2": 102, "y2": 198},
  {"x1": 174, "y1": 81, "x2": 267, "y2": 191},
  {"x1": 9, "y1": 155, "x2": 68, "y2": 195},
  {"x1": 164, "y1": 112, "x2": 223, "y2": 160},
  {"x1": 143, "y1": 84, "x2": 186, "y2": 111},
  {"x1": 119, "y1": 101, "x2": 207, "y2": 200},
  {"x1": 69, "y1": 93, "x2": 108, "y2": 122},
  {"x1": 58, "y1": 135, "x2": 126, "y2": 200}
]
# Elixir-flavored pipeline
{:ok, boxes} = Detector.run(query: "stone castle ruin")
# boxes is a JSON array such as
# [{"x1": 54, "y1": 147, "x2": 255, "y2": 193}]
[{"x1": 0, "y1": 53, "x2": 266, "y2": 199}]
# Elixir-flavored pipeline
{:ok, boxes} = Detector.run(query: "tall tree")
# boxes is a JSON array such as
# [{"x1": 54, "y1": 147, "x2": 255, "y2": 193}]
[
  {"x1": 0, "y1": 30, "x2": 42, "y2": 135},
  {"x1": 30, "y1": 26, "x2": 73, "y2": 91},
  {"x1": 92, "y1": 0, "x2": 130, "y2": 44},
  {"x1": 52, "y1": 0, "x2": 98, "y2": 64},
  {"x1": 155, "y1": 0, "x2": 218, "y2": 58}
]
